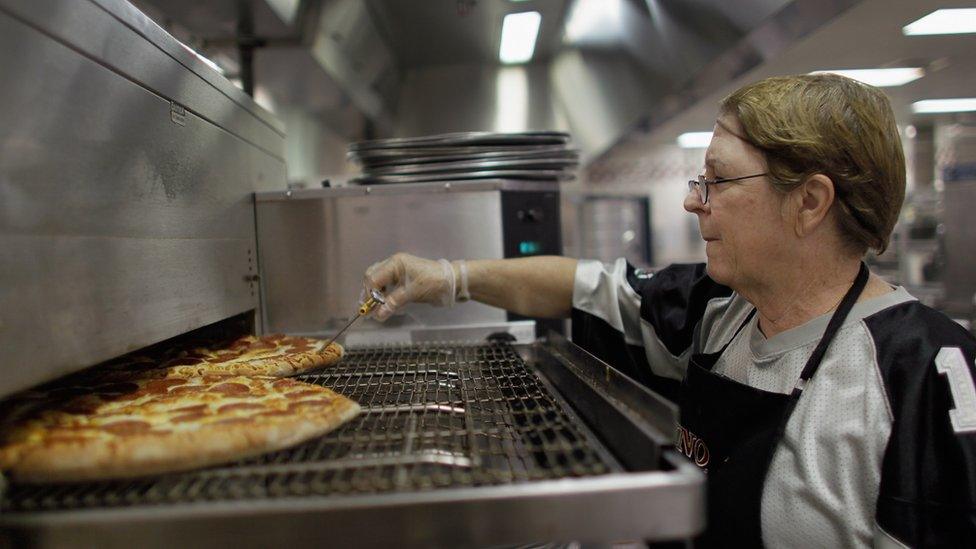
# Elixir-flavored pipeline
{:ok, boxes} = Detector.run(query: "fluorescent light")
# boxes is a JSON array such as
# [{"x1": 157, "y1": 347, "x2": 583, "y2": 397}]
[
  {"x1": 266, "y1": 0, "x2": 299, "y2": 24},
  {"x1": 811, "y1": 68, "x2": 924, "y2": 87},
  {"x1": 499, "y1": 11, "x2": 541, "y2": 64},
  {"x1": 678, "y1": 132, "x2": 713, "y2": 149},
  {"x1": 564, "y1": 0, "x2": 623, "y2": 46},
  {"x1": 912, "y1": 98, "x2": 976, "y2": 114},
  {"x1": 904, "y1": 9, "x2": 976, "y2": 35}
]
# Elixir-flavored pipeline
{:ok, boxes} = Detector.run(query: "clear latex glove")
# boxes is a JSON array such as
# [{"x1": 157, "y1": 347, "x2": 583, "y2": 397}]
[{"x1": 363, "y1": 253, "x2": 456, "y2": 321}]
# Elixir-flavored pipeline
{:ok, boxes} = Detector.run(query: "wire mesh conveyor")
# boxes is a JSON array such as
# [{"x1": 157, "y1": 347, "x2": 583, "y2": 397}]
[{"x1": 2, "y1": 342, "x2": 616, "y2": 512}]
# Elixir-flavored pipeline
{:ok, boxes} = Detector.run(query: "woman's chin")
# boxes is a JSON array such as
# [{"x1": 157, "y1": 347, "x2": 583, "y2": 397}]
[{"x1": 704, "y1": 260, "x2": 731, "y2": 286}]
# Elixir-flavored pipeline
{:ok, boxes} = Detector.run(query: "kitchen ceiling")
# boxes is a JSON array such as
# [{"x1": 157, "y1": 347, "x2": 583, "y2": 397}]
[
  {"x1": 365, "y1": 0, "x2": 570, "y2": 67},
  {"x1": 639, "y1": 0, "x2": 976, "y2": 146},
  {"x1": 127, "y1": 0, "x2": 972, "y2": 166}
]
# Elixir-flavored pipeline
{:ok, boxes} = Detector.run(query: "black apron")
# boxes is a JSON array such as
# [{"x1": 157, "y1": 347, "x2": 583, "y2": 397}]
[{"x1": 676, "y1": 262, "x2": 869, "y2": 547}]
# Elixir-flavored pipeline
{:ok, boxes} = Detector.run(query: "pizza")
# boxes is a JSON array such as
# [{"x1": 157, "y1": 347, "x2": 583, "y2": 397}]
[
  {"x1": 0, "y1": 374, "x2": 360, "y2": 483},
  {"x1": 159, "y1": 334, "x2": 344, "y2": 378}
]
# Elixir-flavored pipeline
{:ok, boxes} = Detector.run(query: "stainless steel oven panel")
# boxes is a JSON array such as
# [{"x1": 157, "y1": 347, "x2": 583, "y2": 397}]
[
  {"x1": 254, "y1": 183, "x2": 548, "y2": 335},
  {"x1": 1, "y1": 462, "x2": 702, "y2": 549},
  {"x1": 0, "y1": 0, "x2": 284, "y2": 155},
  {"x1": 0, "y1": 0, "x2": 285, "y2": 397}
]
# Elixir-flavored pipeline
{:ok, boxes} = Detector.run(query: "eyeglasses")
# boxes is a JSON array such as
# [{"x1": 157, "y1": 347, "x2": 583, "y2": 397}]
[{"x1": 687, "y1": 173, "x2": 767, "y2": 204}]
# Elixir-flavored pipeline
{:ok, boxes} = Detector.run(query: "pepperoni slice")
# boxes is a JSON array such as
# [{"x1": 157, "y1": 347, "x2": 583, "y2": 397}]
[
  {"x1": 272, "y1": 379, "x2": 302, "y2": 390},
  {"x1": 169, "y1": 385, "x2": 208, "y2": 395},
  {"x1": 61, "y1": 403, "x2": 101, "y2": 415},
  {"x1": 227, "y1": 337, "x2": 255, "y2": 349},
  {"x1": 144, "y1": 379, "x2": 188, "y2": 394},
  {"x1": 210, "y1": 382, "x2": 250, "y2": 395},
  {"x1": 247, "y1": 342, "x2": 277, "y2": 352},
  {"x1": 100, "y1": 420, "x2": 153, "y2": 436},
  {"x1": 171, "y1": 412, "x2": 208, "y2": 423},
  {"x1": 217, "y1": 402, "x2": 266, "y2": 413},
  {"x1": 171, "y1": 404, "x2": 208, "y2": 413}
]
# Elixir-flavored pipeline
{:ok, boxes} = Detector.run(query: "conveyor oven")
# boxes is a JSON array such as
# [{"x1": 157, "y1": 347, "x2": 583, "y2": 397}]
[
  {"x1": 0, "y1": 0, "x2": 704, "y2": 546},
  {"x1": 1, "y1": 326, "x2": 704, "y2": 547}
]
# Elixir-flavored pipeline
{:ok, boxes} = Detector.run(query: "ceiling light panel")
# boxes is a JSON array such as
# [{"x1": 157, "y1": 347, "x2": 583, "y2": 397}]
[
  {"x1": 912, "y1": 98, "x2": 976, "y2": 114},
  {"x1": 904, "y1": 9, "x2": 976, "y2": 35},
  {"x1": 564, "y1": 0, "x2": 623, "y2": 46},
  {"x1": 677, "y1": 132, "x2": 713, "y2": 149},
  {"x1": 811, "y1": 68, "x2": 924, "y2": 87},
  {"x1": 500, "y1": 11, "x2": 542, "y2": 64}
]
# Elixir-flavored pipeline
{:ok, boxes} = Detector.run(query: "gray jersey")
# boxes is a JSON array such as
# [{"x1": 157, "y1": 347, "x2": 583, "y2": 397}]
[{"x1": 571, "y1": 258, "x2": 976, "y2": 548}]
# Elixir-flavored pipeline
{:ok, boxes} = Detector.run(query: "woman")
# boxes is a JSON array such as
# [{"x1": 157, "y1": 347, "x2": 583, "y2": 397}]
[{"x1": 362, "y1": 74, "x2": 976, "y2": 547}]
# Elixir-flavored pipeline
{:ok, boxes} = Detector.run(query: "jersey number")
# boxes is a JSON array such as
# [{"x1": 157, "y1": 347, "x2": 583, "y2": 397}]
[{"x1": 935, "y1": 347, "x2": 976, "y2": 434}]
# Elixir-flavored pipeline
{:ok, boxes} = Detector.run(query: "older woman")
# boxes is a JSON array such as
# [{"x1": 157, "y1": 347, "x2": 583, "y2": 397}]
[{"x1": 362, "y1": 74, "x2": 976, "y2": 547}]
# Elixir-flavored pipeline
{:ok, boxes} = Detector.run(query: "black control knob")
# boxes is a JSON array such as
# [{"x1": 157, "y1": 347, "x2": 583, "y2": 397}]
[{"x1": 517, "y1": 208, "x2": 544, "y2": 223}]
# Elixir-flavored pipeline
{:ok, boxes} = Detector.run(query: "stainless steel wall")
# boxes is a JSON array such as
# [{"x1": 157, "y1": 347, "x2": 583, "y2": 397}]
[
  {"x1": 0, "y1": 0, "x2": 285, "y2": 396},
  {"x1": 575, "y1": 195, "x2": 652, "y2": 267}
]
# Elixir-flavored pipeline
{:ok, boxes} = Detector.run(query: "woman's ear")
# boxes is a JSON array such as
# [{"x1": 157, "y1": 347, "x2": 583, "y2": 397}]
[{"x1": 793, "y1": 174, "x2": 836, "y2": 238}]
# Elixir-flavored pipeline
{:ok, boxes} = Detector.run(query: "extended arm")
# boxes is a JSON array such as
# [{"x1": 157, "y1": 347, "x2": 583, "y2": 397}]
[{"x1": 362, "y1": 253, "x2": 577, "y2": 320}]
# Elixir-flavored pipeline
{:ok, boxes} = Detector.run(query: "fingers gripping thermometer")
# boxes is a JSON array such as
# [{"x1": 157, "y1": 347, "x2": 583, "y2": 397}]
[{"x1": 323, "y1": 289, "x2": 386, "y2": 349}]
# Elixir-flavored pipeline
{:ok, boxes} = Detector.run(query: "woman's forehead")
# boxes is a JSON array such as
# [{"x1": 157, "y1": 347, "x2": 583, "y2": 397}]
[
  {"x1": 706, "y1": 116, "x2": 762, "y2": 167},
  {"x1": 704, "y1": 129, "x2": 739, "y2": 165}
]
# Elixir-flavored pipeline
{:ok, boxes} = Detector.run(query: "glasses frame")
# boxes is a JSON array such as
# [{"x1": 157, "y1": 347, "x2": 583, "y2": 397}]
[{"x1": 687, "y1": 173, "x2": 767, "y2": 204}]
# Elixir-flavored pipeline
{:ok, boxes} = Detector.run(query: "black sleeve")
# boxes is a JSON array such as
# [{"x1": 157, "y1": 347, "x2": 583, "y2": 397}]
[
  {"x1": 571, "y1": 262, "x2": 731, "y2": 400},
  {"x1": 865, "y1": 303, "x2": 976, "y2": 547},
  {"x1": 634, "y1": 263, "x2": 733, "y2": 357}
]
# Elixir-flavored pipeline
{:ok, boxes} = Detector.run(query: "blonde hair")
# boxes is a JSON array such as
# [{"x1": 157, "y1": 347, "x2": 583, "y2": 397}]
[{"x1": 721, "y1": 73, "x2": 906, "y2": 254}]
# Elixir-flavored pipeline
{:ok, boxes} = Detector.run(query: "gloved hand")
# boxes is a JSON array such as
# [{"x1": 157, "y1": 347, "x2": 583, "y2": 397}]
[{"x1": 363, "y1": 253, "x2": 456, "y2": 321}]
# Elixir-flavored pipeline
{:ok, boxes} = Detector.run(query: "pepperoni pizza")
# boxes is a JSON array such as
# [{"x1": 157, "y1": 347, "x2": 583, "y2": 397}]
[
  {"x1": 0, "y1": 374, "x2": 359, "y2": 482},
  {"x1": 160, "y1": 334, "x2": 345, "y2": 377}
]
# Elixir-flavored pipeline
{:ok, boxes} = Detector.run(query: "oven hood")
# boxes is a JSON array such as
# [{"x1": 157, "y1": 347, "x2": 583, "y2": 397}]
[{"x1": 128, "y1": 0, "x2": 865, "y2": 162}]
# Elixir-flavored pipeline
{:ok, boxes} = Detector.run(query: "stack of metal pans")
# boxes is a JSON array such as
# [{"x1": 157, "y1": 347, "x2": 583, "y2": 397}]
[{"x1": 347, "y1": 131, "x2": 578, "y2": 185}]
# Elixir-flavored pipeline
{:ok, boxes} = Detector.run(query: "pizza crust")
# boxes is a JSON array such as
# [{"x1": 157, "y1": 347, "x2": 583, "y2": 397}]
[{"x1": 2, "y1": 398, "x2": 359, "y2": 483}]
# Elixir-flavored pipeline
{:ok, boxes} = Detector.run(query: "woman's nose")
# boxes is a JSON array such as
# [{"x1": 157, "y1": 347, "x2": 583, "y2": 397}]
[{"x1": 684, "y1": 187, "x2": 706, "y2": 214}]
